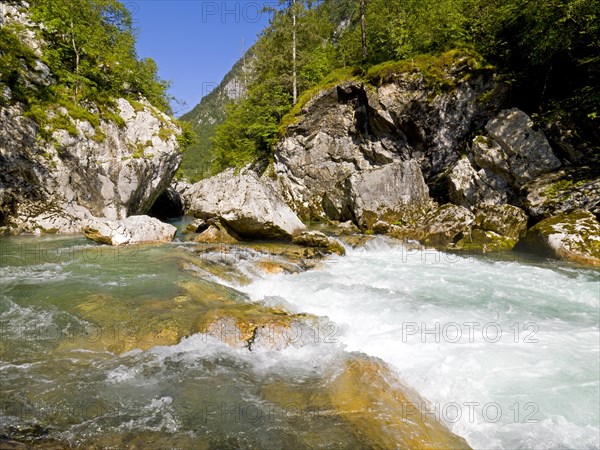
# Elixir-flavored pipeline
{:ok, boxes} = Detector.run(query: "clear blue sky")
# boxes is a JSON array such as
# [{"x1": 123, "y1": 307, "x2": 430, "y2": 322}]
[{"x1": 133, "y1": 1, "x2": 276, "y2": 116}]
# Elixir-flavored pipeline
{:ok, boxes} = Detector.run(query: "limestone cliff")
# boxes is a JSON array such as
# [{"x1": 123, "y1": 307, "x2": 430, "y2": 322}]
[
  {"x1": 0, "y1": 1, "x2": 183, "y2": 234},
  {"x1": 263, "y1": 55, "x2": 600, "y2": 262}
]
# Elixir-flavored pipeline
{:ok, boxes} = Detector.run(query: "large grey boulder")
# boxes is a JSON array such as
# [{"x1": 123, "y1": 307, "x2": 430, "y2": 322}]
[
  {"x1": 448, "y1": 109, "x2": 562, "y2": 209},
  {"x1": 485, "y1": 108, "x2": 562, "y2": 185},
  {"x1": 518, "y1": 210, "x2": 600, "y2": 266},
  {"x1": 186, "y1": 168, "x2": 306, "y2": 240},
  {"x1": 347, "y1": 160, "x2": 432, "y2": 230},
  {"x1": 82, "y1": 215, "x2": 177, "y2": 246}
]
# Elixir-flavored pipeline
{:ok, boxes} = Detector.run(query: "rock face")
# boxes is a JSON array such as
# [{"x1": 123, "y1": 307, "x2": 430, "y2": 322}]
[
  {"x1": 273, "y1": 60, "x2": 501, "y2": 221},
  {"x1": 0, "y1": 99, "x2": 182, "y2": 234},
  {"x1": 266, "y1": 62, "x2": 600, "y2": 263},
  {"x1": 449, "y1": 109, "x2": 562, "y2": 209},
  {"x1": 485, "y1": 109, "x2": 562, "y2": 184},
  {"x1": 0, "y1": 4, "x2": 183, "y2": 235},
  {"x1": 82, "y1": 215, "x2": 177, "y2": 246},
  {"x1": 348, "y1": 160, "x2": 431, "y2": 230},
  {"x1": 185, "y1": 168, "x2": 306, "y2": 240},
  {"x1": 518, "y1": 210, "x2": 600, "y2": 266}
]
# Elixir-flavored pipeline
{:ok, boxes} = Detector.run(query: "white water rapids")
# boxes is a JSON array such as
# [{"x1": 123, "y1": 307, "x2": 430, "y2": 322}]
[{"x1": 241, "y1": 238, "x2": 600, "y2": 449}]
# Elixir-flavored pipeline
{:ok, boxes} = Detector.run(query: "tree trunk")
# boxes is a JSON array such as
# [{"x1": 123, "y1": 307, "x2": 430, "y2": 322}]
[
  {"x1": 70, "y1": 20, "x2": 80, "y2": 101},
  {"x1": 292, "y1": 0, "x2": 297, "y2": 104},
  {"x1": 360, "y1": 0, "x2": 367, "y2": 61}
]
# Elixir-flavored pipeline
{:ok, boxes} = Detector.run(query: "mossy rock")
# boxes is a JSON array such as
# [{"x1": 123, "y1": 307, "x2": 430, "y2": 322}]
[
  {"x1": 518, "y1": 210, "x2": 600, "y2": 266},
  {"x1": 422, "y1": 204, "x2": 475, "y2": 247},
  {"x1": 474, "y1": 204, "x2": 528, "y2": 239},
  {"x1": 455, "y1": 229, "x2": 518, "y2": 253}
]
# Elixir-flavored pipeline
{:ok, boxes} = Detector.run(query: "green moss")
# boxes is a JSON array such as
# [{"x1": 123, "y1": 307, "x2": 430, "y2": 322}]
[
  {"x1": 455, "y1": 229, "x2": 517, "y2": 253},
  {"x1": 49, "y1": 113, "x2": 78, "y2": 136},
  {"x1": 543, "y1": 179, "x2": 587, "y2": 199},
  {"x1": 129, "y1": 99, "x2": 145, "y2": 112},
  {"x1": 474, "y1": 135, "x2": 493, "y2": 146},
  {"x1": 158, "y1": 127, "x2": 174, "y2": 141},
  {"x1": 365, "y1": 49, "x2": 493, "y2": 94},
  {"x1": 90, "y1": 129, "x2": 106, "y2": 143},
  {"x1": 100, "y1": 109, "x2": 126, "y2": 128}
]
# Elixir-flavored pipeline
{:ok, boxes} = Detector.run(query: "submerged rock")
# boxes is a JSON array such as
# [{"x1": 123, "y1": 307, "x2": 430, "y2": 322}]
[
  {"x1": 193, "y1": 304, "x2": 317, "y2": 351},
  {"x1": 518, "y1": 210, "x2": 600, "y2": 266},
  {"x1": 337, "y1": 234, "x2": 376, "y2": 248},
  {"x1": 82, "y1": 215, "x2": 177, "y2": 246},
  {"x1": 185, "y1": 168, "x2": 305, "y2": 240},
  {"x1": 262, "y1": 354, "x2": 471, "y2": 449}
]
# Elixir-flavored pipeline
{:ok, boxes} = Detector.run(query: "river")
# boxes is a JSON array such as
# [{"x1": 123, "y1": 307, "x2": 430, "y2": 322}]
[{"x1": 0, "y1": 229, "x2": 598, "y2": 449}]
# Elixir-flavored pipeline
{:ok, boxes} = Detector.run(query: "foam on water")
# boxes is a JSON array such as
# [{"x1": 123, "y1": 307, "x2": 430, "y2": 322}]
[{"x1": 241, "y1": 237, "x2": 600, "y2": 449}]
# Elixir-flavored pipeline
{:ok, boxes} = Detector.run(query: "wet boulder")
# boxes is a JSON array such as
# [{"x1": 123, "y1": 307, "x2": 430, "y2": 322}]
[
  {"x1": 193, "y1": 220, "x2": 240, "y2": 244},
  {"x1": 518, "y1": 210, "x2": 600, "y2": 266},
  {"x1": 421, "y1": 204, "x2": 475, "y2": 247},
  {"x1": 292, "y1": 230, "x2": 346, "y2": 256}
]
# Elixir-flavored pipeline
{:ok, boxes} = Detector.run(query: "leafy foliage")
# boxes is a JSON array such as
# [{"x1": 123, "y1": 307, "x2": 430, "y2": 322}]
[{"x1": 1, "y1": 0, "x2": 176, "y2": 143}]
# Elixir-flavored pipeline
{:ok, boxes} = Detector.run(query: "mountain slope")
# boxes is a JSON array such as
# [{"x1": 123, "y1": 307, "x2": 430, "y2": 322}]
[{"x1": 178, "y1": 50, "x2": 252, "y2": 182}]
